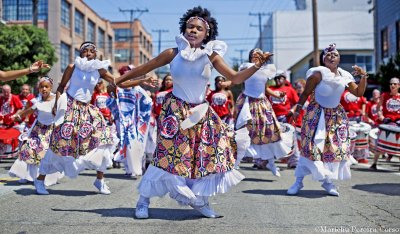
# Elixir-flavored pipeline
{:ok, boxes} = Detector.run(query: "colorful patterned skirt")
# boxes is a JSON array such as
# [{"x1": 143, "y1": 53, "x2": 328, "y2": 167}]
[
  {"x1": 9, "y1": 122, "x2": 62, "y2": 185},
  {"x1": 235, "y1": 93, "x2": 292, "y2": 160},
  {"x1": 295, "y1": 99, "x2": 352, "y2": 180},
  {"x1": 40, "y1": 94, "x2": 114, "y2": 177},
  {"x1": 138, "y1": 93, "x2": 247, "y2": 205},
  {"x1": 19, "y1": 122, "x2": 53, "y2": 165}
]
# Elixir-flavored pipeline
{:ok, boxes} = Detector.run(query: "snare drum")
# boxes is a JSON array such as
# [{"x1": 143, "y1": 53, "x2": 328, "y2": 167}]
[
  {"x1": 376, "y1": 124, "x2": 400, "y2": 157},
  {"x1": 369, "y1": 128, "x2": 379, "y2": 153},
  {"x1": 349, "y1": 122, "x2": 372, "y2": 150},
  {"x1": 279, "y1": 123, "x2": 295, "y2": 158},
  {"x1": 349, "y1": 130, "x2": 357, "y2": 155}
]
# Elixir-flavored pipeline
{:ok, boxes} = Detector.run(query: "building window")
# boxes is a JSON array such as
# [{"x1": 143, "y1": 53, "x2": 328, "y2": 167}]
[
  {"x1": 61, "y1": 0, "x2": 70, "y2": 28},
  {"x1": 356, "y1": 55, "x2": 374, "y2": 73},
  {"x1": 114, "y1": 28, "x2": 131, "y2": 42},
  {"x1": 60, "y1": 42, "x2": 70, "y2": 72},
  {"x1": 397, "y1": 21, "x2": 400, "y2": 53},
  {"x1": 115, "y1": 49, "x2": 129, "y2": 62},
  {"x1": 74, "y1": 9, "x2": 84, "y2": 36},
  {"x1": 140, "y1": 51, "x2": 143, "y2": 64},
  {"x1": 98, "y1": 28, "x2": 105, "y2": 50},
  {"x1": 2, "y1": 0, "x2": 48, "y2": 21},
  {"x1": 108, "y1": 35, "x2": 113, "y2": 55},
  {"x1": 381, "y1": 27, "x2": 389, "y2": 59},
  {"x1": 74, "y1": 49, "x2": 80, "y2": 59},
  {"x1": 87, "y1": 19, "x2": 95, "y2": 42}
]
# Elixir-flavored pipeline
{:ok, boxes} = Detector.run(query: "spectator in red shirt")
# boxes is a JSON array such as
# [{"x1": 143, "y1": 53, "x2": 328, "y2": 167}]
[
  {"x1": 340, "y1": 90, "x2": 367, "y2": 122},
  {"x1": 207, "y1": 76, "x2": 234, "y2": 126},
  {"x1": 365, "y1": 89, "x2": 381, "y2": 126},
  {"x1": 267, "y1": 70, "x2": 299, "y2": 123},
  {"x1": 153, "y1": 73, "x2": 173, "y2": 119},
  {"x1": 371, "y1": 77, "x2": 400, "y2": 169},
  {"x1": 91, "y1": 79, "x2": 112, "y2": 123},
  {"x1": 18, "y1": 84, "x2": 37, "y2": 126},
  {"x1": 0, "y1": 84, "x2": 24, "y2": 128}
]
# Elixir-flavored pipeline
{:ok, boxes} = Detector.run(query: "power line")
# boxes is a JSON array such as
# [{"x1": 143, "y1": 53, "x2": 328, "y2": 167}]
[
  {"x1": 119, "y1": 8, "x2": 148, "y2": 64},
  {"x1": 249, "y1": 12, "x2": 271, "y2": 50},
  {"x1": 152, "y1": 29, "x2": 169, "y2": 54}
]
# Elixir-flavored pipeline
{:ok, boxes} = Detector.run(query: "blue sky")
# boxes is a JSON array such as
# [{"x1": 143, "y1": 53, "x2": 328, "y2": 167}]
[{"x1": 84, "y1": 0, "x2": 296, "y2": 66}]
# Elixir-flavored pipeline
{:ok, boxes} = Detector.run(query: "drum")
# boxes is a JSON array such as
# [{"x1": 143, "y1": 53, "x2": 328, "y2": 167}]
[
  {"x1": 369, "y1": 128, "x2": 379, "y2": 153},
  {"x1": 0, "y1": 127, "x2": 20, "y2": 158},
  {"x1": 280, "y1": 123, "x2": 295, "y2": 158},
  {"x1": 376, "y1": 124, "x2": 400, "y2": 157},
  {"x1": 349, "y1": 130, "x2": 357, "y2": 155},
  {"x1": 349, "y1": 122, "x2": 371, "y2": 150}
]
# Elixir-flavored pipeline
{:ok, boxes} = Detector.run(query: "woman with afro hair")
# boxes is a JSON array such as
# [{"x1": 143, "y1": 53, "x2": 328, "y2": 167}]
[{"x1": 115, "y1": 6, "x2": 272, "y2": 219}]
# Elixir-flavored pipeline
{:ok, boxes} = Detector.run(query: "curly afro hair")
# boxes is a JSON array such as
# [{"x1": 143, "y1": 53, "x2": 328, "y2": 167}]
[{"x1": 179, "y1": 6, "x2": 218, "y2": 44}]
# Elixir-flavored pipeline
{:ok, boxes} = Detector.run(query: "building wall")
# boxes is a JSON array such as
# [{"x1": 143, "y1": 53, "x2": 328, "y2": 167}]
[
  {"x1": 264, "y1": 10, "x2": 373, "y2": 72},
  {"x1": 375, "y1": 0, "x2": 400, "y2": 70},
  {"x1": 2, "y1": 0, "x2": 115, "y2": 88},
  {"x1": 111, "y1": 20, "x2": 153, "y2": 72}
]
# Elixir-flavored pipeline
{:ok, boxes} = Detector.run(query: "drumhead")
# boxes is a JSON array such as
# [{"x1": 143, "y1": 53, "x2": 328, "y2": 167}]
[
  {"x1": 378, "y1": 124, "x2": 400, "y2": 133},
  {"x1": 369, "y1": 128, "x2": 379, "y2": 140},
  {"x1": 349, "y1": 122, "x2": 372, "y2": 132}
]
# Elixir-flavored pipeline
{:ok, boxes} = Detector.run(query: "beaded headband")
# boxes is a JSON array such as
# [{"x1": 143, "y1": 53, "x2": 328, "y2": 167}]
[
  {"x1": 39, "y1": 76, "x2": 53, "y2": 85},
  {"x1": 323, "y1": 43, "x2": 338, "y2": 61},
  {"x1": 390, "y1": 77, "x2": 400, "y2": 84},
  {"x1": 80, "y1": 42, "x2": 97, "y2": 52},
  {"x1": 186, "y1": 16, "x2": 210, "y2": 31}
]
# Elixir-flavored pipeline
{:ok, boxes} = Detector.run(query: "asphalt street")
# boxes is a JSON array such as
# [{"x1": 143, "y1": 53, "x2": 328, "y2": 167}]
[{"x1": 0, "y1": 156, "x2": 399, "y2": 234}]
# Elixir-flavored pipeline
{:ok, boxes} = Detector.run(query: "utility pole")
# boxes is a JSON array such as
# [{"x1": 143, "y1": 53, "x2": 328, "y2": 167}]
[
  {"x1": 235, "y1": 49, "x2": 246, "y2": 64},
  {"x1": 119, "y1": 8, "x2": 148, "y2": 65},
  {"x1": 249, "y1": 12, "x2": 270, "y2": 50},
  {"x1": 152, "y1": 29, "x2": 169, "y2": 54},
  {"x1": 152, "y1": 29, "x2": 169, "y2": 77},
  {"x1": 312, "y1": 0, "x2": 319, "y2": 66},
  {"x1": 32, "y1": 0, "x2": 38, "y2": 26}
]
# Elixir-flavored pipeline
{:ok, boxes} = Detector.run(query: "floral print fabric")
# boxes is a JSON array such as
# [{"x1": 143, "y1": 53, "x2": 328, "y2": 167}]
[
  {"x1": 50, "y1": 94, "x2": 112, "y2": 158},
  {"x1": 19, "y1": 122, "x2": 53, "y2": 165},
  {"x1": 152, "y1": 93, "x2": 237, "y2": 179},
  {"x1": 235, "y1": 93, "x2": 282, "y2": 145},
  {"x1": 300, "y1": 97, "x2": 351, "y2": 162}
]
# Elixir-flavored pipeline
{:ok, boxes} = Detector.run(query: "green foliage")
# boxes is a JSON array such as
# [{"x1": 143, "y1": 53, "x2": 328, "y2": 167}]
[
  {"x1": 376, "y1": 52, "x2": 400, "y2": 92},
  {"x1": 0, "y1": 24, "x2": 57, "y2": 93}
]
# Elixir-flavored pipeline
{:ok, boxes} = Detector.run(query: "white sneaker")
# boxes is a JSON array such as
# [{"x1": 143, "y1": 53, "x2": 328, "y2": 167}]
[
  {"x1": 190, "y1": 203, "x2": 222, "y2": 218},
  {"x1": 266, "y1": 163, "x2": 281, "y2": 177},
  {"x1": 34, "y1": 179, "x2": 49, "y2": 195},
  {"x1": 135, "y1": 204, "x2": 149, "y2": 219},
  {"x1": 321, "y1": 182, "x2": 339, "y2": 196},
  {"x1": 93, "y1": 179, "x2": 111, "y2": 195},
  {"x1": 18, "y1": 178, "x2": 28, "y2": 184},
  {"x1": 287, "y1": 181, "x2": 304, "y2": 195}
]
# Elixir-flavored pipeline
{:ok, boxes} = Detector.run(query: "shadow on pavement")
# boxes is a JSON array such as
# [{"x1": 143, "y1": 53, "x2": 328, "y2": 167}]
[
  {"x1": 352, "y1": 183, "x2": 400, "y2": 196},
  {"x1": 51, "y1": 207, "x2": 205, "y2": 220},
  {"x1": 78, "y1": 172, "x2": 138, "y2": 180},
  {"x1": 242, "y1": 178, "x2": 274, "y2": 183},
  {"x1": 351, "y1": 167, "x2": 397, "y2": 173},
  {"x1": 242, "y1": 189, "x2": 329, "y2": 198},
  {"x1": 13, "y1": 188, "x2": 97, "y2": 196}
]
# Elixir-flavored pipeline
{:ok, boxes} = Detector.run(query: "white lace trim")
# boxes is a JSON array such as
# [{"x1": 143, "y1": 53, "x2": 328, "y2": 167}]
[
  {"x1": 294, "y1": 156, "x2": 352, "y2": 181},
  {"x1": 175, "y1": 34, "x2": 227, "y2": 61},
  {"x1": 74, "y1": 57, "x2": 111, "y2": 72},
  {"x1": 306, "y1": 66, "x2": 354, "y2": 87}
]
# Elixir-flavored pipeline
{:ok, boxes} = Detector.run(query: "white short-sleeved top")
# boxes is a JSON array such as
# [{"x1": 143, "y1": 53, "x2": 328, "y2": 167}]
[
  {"x1": 67, "y1": 57, "x2": 110, "y2": 103},
  {"x1": 306, "y1": 66, "x2": 354, "y2": 108},
  {"x1": 31, "y1": 95, "x2": 56, "y2": 125},
  {"x1": 239, "y1": 62, "x2": 276, "y2": 98},
  {"x1": 170, "y1": 34, "x2": 227, "y2": 104}
]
